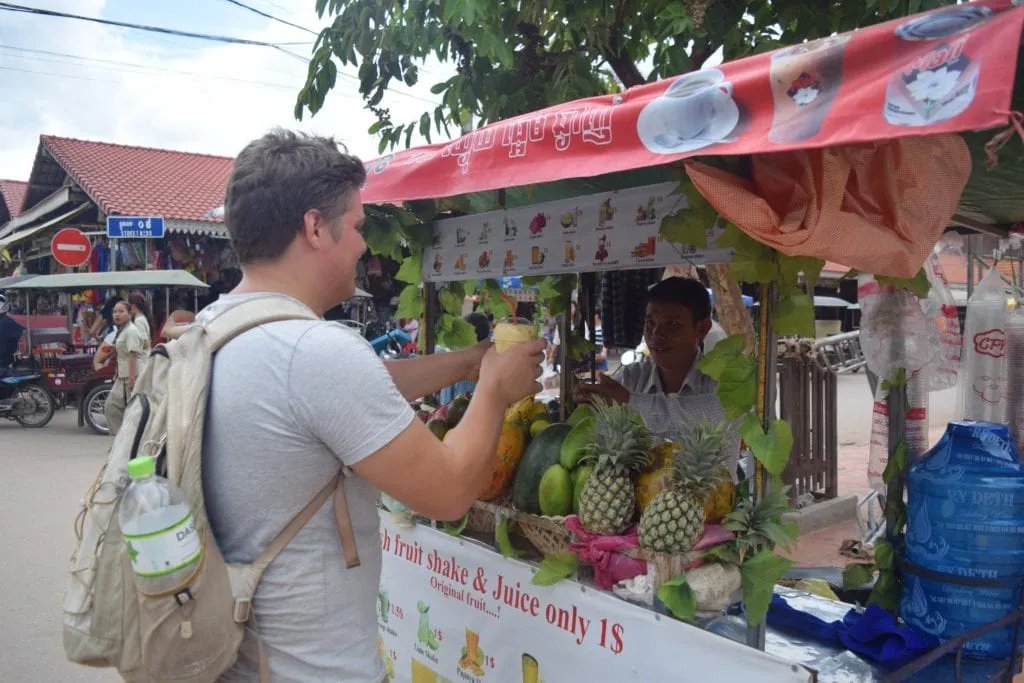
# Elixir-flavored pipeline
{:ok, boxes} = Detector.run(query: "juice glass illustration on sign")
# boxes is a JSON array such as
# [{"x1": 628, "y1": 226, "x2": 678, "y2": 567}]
[
  {"x1": 768, "y1": 34, "x2": 850, "y2": 144},
  {"x1": 411, "y1": 658, "x2": 453, "y2": 683},
  {"x1": 522, "y1": 654, "x2": 545, "y2": 683},
  {"x1": 459, "y1": 629, "x2": 486, "y2": 676}
]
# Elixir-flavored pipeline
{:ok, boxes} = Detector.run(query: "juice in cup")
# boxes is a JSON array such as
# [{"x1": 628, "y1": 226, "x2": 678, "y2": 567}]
[{"x1": 492, "y1": 318, "x2": 537, "y2": 353}]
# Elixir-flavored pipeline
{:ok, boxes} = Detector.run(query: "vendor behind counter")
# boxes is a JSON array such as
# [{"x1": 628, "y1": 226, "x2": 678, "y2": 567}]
[{"x1": 575, "y1": 277, "x2": 740, "y2": 476}]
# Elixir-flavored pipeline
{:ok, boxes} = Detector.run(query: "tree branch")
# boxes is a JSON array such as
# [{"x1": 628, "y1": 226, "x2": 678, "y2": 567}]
[{"x1": 603, "y1": 0, "x2": 645, "y2": 88}]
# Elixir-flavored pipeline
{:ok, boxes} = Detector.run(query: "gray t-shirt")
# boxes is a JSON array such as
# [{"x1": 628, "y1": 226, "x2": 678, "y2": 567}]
[{"x1": 199, "y1": 294, "x2": 414, "y2": 682}]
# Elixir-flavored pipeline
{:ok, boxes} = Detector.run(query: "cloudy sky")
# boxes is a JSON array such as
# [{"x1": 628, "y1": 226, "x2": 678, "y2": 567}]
[{"x1": 0, "y1": 0, "x2": 448, "y2": 180}]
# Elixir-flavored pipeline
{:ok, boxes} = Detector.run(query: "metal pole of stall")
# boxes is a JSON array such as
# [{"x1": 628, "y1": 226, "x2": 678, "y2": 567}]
[
  {"x1": 580, "y1": 272, "x2": 598, "y2": 384},
  {"x1": 967, "y1": 234, "x2": 976, "y2": 299},
  {"x1": 558, "y1": 288, "x2": 573, "y2": 423},
  {"x1": 25, "y1": 294, "x2": 33, "y2": 354},
  {"x1": 423, "y1": 282, "x2": 438, "y2": 355},
  {"x1": 747, "y1": 281, "x2": 778, "y2": 651}
]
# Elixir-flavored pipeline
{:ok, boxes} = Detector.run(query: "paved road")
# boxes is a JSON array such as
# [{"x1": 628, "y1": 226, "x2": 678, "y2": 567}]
[{"x1": 0, "y1": 410, "x2": 116, "y2": 683}]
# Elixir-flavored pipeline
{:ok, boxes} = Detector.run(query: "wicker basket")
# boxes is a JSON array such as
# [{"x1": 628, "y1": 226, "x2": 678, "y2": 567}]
[
  {"x1": 466, "y1": 497, "x2": 515, "y2": 534},
  {"x1": 515, "y1": 512, "x2": 575, "y2": 557}
]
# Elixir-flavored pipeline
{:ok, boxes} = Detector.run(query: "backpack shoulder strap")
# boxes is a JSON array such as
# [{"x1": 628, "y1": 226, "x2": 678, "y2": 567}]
[
  {"x1": 249, "y1": 471, "x2": 361, "y2": 575},
  {"x1": 200, "y1": 294, "x2": 320, "y2": 352}
]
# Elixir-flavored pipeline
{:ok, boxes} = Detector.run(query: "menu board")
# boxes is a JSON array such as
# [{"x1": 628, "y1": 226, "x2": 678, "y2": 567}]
[{"x1": 421, "y1": 183, "x2": 733, "y2": 282}]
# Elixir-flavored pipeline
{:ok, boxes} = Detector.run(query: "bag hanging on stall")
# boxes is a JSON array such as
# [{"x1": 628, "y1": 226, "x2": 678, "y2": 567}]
[{"x1": 61, "y1": 294, "x2": 362, "y2": 683}]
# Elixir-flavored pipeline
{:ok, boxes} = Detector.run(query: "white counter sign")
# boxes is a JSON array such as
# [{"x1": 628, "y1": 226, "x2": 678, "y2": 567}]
[{"x1": 377, "y1": 513, "x2": 812, "y2": 683}]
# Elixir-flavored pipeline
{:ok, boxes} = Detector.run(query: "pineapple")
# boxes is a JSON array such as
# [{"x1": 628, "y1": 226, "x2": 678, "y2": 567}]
[
  {"x1": 638, "y1": 419, "x2": 734, "y2": 554},
  {"x1": 577, "y1": 400, "x2": 656, "y2": 535}
]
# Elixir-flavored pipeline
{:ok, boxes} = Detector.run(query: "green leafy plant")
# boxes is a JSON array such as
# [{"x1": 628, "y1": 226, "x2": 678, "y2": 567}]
[
  {"x1": 495, "y1": 517, "x2": 524, "y2": 559},
  {"x1": 657, "y1": 573, "x2": 698, "y2": 621},
  {"x1": 531, "y1": 551, "x2": 579, "y2": 586},
  {"x1": 443, "y1": 512, "x2": 470, "y2": 536}
]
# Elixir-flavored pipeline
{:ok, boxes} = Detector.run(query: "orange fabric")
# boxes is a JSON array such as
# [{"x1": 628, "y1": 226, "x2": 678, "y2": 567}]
[{"x1": 685, "y1": 135, "x2": 972, "y2": 278}]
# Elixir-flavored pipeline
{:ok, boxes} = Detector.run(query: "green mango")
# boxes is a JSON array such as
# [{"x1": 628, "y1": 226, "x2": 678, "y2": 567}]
[{"x1": 559, "y1": 416, "x2": 594, "y2": 470}]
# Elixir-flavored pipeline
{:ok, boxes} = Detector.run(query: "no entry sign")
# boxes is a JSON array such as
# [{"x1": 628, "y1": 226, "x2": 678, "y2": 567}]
[{"x1": 51, "y1": 228, "x2": 93, "y2": 268}]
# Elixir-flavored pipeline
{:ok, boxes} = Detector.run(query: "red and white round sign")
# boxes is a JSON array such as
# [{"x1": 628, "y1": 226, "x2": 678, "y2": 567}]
[{"x1": 50, "y1": 228, "x2": 93, "y2": 268}]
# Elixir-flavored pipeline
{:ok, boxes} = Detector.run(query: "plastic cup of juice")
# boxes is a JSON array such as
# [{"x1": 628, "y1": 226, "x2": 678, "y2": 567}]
[{"x1": 492, "y1": 318, "x2": 537, "y2": 353}]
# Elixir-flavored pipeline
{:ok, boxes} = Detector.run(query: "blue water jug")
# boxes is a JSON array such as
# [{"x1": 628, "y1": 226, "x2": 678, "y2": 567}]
[{"x1": 902, "y1": 421, "x2": 1024, "y2": 659}]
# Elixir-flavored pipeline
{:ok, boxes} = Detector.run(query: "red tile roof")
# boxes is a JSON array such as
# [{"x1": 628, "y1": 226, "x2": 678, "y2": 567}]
[
  {"x1": 0, "y1": 179, "x2": 28, "y2": 218},
  {"x1": 40, "y1": 135, "x2": 233, "y2": 223}
]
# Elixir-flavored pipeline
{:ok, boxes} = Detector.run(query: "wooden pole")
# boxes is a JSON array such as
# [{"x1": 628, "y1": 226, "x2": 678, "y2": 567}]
[{"x1": 747, "y1": 281, "x2": 777, "y2": 651}]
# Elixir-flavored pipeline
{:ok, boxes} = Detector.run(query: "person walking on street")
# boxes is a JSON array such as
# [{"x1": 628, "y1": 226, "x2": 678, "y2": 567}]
[
  {"x1": 98, "y1": 300, "x2": 148, "y2": 435},
  {"x1": 127, "y1": 291, "x2": 152, "y2": 349},
  {"x1": 200, "y1": 129, "x2": 545, "y2": 682}
]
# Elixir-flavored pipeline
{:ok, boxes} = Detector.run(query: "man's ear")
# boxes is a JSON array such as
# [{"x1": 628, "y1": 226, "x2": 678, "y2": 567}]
[
  {"x1": 697, "y1": 317, "x2": 712, "y2": 341},
  {"x1": 301, "y1": 209, "x2": 326, "y2": 250}
]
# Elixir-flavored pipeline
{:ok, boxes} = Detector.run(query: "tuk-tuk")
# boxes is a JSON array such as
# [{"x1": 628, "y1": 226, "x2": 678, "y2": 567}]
[{"x1": 2, "y1": 270, "x2": 208, "y2": 434}]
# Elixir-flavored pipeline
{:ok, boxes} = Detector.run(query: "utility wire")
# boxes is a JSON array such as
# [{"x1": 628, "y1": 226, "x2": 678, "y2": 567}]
[
  {"x1": 0, "y1": 2, "x2": 312, "y2": 47},
  {"x1": 0, "y1": 43, "x2": 441, "y2": 106},
  {"x1": 219, "y1": 0, "x2": 318, "y2": 36},
  {"x1": 0, "y1": 3, "x2": 441, "y2": 105},
  {"x1": 0, "y1": 44, "x2": 299, "y2": 90}
]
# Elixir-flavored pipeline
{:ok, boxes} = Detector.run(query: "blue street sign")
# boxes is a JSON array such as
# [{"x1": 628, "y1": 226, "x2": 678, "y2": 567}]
[{"x1": 106, "y1": 216, "x2": 165, "y2": 239}]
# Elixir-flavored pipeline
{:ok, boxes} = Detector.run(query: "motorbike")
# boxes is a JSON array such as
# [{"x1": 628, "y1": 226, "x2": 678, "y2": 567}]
[{"x1": 0, "y1": 359, "x2": 56, "y2": 428}]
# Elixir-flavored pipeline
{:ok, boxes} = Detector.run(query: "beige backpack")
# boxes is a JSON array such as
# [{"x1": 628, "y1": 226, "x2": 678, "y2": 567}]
[{"x1": 63, "y1": 294, "x2": 361, "y2": 682}]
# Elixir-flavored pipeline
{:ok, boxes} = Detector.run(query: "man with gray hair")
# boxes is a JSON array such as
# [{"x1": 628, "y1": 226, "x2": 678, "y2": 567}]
[{"x1": 200, "y1": 129, "x2": 545, "y2": 681}]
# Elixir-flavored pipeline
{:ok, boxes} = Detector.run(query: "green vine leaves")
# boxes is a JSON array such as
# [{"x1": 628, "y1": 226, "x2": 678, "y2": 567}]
[{"x1": 657, "y1": 181, "x2": 825, "y2": 339}]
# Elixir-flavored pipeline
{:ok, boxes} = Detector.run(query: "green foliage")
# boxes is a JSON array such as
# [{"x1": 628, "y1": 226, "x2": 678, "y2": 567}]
[
  {"x1": 740, "y1": 414, "x2": 794, "y2": 477},
  {"x1": 658, "y1": 573, "x2": 697, "y2": 621},
  {"x1": 495, "y1": 517, "x2": 525, "y2": 558},
  {"x1": 843, "y1": 563, "x2": 876, "y2": 589},
  {"x1": 298, "y1": 0, "x2": 957, "y2": 150},
  {"x1": 716, "y1": 223, "x2": 824, "y2": 337},
  {"x1": 443, "y1": 513, "x2": 469, "y2": 536},
  {"x1": 698, "y1": 334, "x2": 757, "y2": 419},
  {"x1": 531, "y1": 551, "x2": 579, "y2": 586},
  {"x1": 741, "y1": 551, "x2": 794, "y2": 626},
  {"x1": 658, "y1": 180, "x2": 718, "y2": 249},
  {"x1": 877, "y1": 269, "x2": 931, "y2": 299}
]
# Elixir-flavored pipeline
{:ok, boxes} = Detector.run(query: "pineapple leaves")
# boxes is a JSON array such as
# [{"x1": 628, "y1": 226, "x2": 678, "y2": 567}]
[
  {"x1": 495, "y1": 518, "x2": 525, "y2": 558},
  {"x1": 531, "y1": 551, "x2": 579, "y2": 586},
  {"x1": 740, "y1": 414, "x2": 794, "y2": 477},
  {"x1": 657, "y1": 573, "x2": 698, "y2": 621},
  {"x1": 741, "y1": 551, "x2": 794, "y2": 627},
  {"x1": 443, "y1": 512, "x2": 469, "y2": 536}
]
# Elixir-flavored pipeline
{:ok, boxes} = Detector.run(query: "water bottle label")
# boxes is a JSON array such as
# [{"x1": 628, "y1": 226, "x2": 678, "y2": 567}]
[{"x1": 123, "y1": 512, "x2": 202, "y2": 578}]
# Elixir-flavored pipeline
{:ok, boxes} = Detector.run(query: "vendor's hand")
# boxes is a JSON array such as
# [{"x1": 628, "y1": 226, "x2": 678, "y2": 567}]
[
  {"x1": 477, "y1": 338, "x2": 547, "y2": 406},
  {"x1": 459, "y1": 339, "x2": 492, "y2": 382},
  {"x1": 575, "y1": 373, "x2": 629, "y2": 406}
]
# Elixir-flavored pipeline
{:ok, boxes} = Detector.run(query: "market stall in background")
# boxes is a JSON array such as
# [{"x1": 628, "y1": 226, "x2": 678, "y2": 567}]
[{"x1": 356, "y1": 2, "x2": 1024, "y2": 681}]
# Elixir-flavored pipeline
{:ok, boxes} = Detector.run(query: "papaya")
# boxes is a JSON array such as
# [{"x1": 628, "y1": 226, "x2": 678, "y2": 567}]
[
  {"x1": 512, "y1": 422, "x2": 572, "y2": 514},
  {"x1": 478, "y1": 421, "x2": 528, "y2": 501},
  {"x1": 559, "y1": 417, "x2": 594, "y2": 470}
]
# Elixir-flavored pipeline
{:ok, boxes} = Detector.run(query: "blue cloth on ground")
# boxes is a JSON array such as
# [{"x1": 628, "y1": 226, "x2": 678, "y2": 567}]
[{"x1": 767, "y1": 595, "x2": 937, "y2": 667}]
